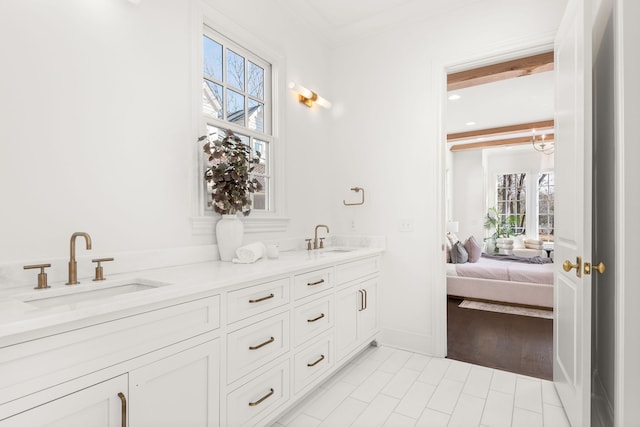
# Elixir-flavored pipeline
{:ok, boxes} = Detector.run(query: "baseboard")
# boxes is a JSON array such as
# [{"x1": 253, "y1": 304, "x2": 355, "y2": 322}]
[
  {"x1": 380, "y1": 327, "x2": 443, "y2": 357},
  {"x1": 592, "y1": 370, "x2": 614, "y2": 427}
]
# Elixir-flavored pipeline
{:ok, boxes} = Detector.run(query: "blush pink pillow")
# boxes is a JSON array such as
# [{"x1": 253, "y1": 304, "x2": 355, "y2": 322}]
[{"x1": 464, "y1": 236, "x2": 482, "y2": 263}]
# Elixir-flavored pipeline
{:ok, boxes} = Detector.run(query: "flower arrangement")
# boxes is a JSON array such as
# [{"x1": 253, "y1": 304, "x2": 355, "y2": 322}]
[{"x1": 200, "y1": 130, "x2": 263, "y2": 216}]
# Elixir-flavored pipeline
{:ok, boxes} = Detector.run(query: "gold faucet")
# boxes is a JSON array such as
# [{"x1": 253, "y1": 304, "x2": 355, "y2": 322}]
[
  {"x1": 67, "y1": 232, "x2": 92, "y2": 285},
  {"x1": 314, "y1": 225, "x2": 330, "y2": 249}
]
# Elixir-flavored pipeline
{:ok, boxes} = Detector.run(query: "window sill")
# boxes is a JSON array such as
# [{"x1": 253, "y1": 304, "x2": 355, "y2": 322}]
[{"x1": 190, "y1": 215, "x2": 290, "y2": 236}]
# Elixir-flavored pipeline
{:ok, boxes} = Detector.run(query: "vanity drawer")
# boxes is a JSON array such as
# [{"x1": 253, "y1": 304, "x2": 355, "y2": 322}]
[
  {"x1": 293, "y1": 296, "x2": 333, "y2": 347},
  {"x1": 227, "y1": 277, "x2": 290, "y2": 324},
  {"x1": 294, "y1": 335, "x2": 333, "y2": 394},
  {"x1": 227, "y1": 359, "x2": 290, "y2": 427},
  {"x1": 293, "y1": 267, "x2": 333, "y2": 300},
  {"x1": 335, "y1": 256, "x2": 380, "y2": 286},
  {"x1": 227, "y1": 311, "x2": 290, "y2": 384}
]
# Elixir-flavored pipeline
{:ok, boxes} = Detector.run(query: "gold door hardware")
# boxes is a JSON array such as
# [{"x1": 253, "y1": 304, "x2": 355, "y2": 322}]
[
  {"x1": 249, "y1": 336, "x2": 275, "y2": 350},
  {"x1": 562, "y1": 256, "x2": 582, "y2": 278},
  {"x1": 307, "y1": 279, "x2": 325, "y2": 286},
  {"x1": 307, "y1": 313, "x2": 326, "y2": 323},
  {"x1": 249, "y1": 293, "x2": 274, "y2": 303},
  {"x1": 307, "y1": 354, "x2": 325, "y2": 367},
  {"x1": 117, "y1": 392, "x2": 127, "y2": 427},
  {"x1": 248, "y1": 388, "x2": 274, "y2": 407},
  {"x1": 358, "y1": 289, "x2": 365, "y2": 311},
  {"x1": 584, "y1": 261, "x2": 606, "y2": 275},
  {"x1": 343, "y1": 187, "x2": 365, "y2": 206},
  {"x1": 23, "y1": 263, "x2": 52, "y2": 290},
  {"x1": 92, "y1": 257, "x2": 114, "y2": 281}
]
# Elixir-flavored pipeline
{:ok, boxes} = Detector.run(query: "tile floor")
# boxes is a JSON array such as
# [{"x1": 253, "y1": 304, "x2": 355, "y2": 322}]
[{"x1": 273, "y1": 345, "x2": 570, "y2": 427}]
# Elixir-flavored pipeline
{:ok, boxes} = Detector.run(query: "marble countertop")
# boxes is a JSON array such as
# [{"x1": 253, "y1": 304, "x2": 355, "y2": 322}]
[{"x1": 0, "y1": 247, "x2": 383, "y2": 345}]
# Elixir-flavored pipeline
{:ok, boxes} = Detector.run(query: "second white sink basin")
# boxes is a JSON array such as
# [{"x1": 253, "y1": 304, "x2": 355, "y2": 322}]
[{"x1": 24, "y1": 282, "x2": 163, "y2": 308}]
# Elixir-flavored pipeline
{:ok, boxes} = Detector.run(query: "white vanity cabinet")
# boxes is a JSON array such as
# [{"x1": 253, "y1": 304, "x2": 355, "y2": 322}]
[
  {"x1": 0, "y1": 295, "x2": 221, "y2": 427},
  {"x1": 0, "y1": 251, "x2": 383, "y2": 427},
  {"x1": 0, "y1": 375, "x2": 128, "y2": 427},
  {"x1": 129, "y1": 338, "x2": 220, "y2": 427}
]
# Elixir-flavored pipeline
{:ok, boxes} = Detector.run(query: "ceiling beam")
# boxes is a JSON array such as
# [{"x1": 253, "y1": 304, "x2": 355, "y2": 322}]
[
  {"x1": 447, "y1": 52, "x2": 554, "y2": 91},
  {"x1": 447, "y1": 119, "x2": 554, "y2": 142},
  {"x1": 449, "y1": 136, "x2": 535, "y2": 152}
]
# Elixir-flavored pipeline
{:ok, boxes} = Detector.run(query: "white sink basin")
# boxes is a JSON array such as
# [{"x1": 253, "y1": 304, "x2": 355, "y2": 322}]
[
  {"x1": 24, "y1": 282, "x2": 163, "y2": 308},
  {"x1": 321, "y1": 248, "x2": 355, "y2": 253}
]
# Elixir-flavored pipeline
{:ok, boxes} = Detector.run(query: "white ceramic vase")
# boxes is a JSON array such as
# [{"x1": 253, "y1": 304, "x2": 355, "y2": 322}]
[{"x1": 216, "y1": 214, "x2": 244, "y2": 261}]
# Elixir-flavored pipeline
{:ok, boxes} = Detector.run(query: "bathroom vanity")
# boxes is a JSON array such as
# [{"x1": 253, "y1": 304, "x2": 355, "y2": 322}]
[{"x1": 0, "y1": 247, "x2": 382, "y2": 426}]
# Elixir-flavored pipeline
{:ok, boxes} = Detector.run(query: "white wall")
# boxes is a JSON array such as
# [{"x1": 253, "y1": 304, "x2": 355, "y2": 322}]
[
  {"x1": 328, "y1": 0, "x2": 567, "y2": 354},
  {"x1": 0, "y1": 0, "x2": 569, "y2": 355},
  {"x1": 451, "y1": 150, "x2": 484, "y2": 242},
  {"x1": 0, "y1": 0, "x2": 333, "y2": 267}
]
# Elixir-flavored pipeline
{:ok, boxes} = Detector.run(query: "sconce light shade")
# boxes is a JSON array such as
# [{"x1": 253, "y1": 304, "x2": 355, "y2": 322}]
[
  {"x1": 447, "y1": 221, "x2": 459, "y2": 233},
  {"x1": 288, "y1": 81, "x2": 331, "y2": 109}
]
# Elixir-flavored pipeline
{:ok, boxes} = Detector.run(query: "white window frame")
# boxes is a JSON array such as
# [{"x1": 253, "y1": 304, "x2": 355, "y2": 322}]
[
  {"x1": 487, "y1": 168, "x2": 554, "y2": 238},
  {"x1": 189, "y1": 2, "x2": 288, "y2": 236}
]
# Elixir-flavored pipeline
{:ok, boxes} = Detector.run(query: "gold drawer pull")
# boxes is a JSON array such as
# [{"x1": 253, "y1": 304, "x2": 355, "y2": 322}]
[
  {"x1": 249, "y1": 293, "x2": 274, "y2": 303},
  {"x1": 248, "y1": 388, "x2": 274, "y2": 407},
  {"x1": 117, "y1": 392, "x2": 127, "y2": 427},
  {"x1": 249, "y1": 336, "x2": 275, "y2": 350},
  {"x1": 307, "y1": 354, "x2": 325, "y2": 367},
  {"x1": 307, "y1": 313, "x2": 326, "y2": 323},
  {"x1": 307, "y1": 279, "x2": 325, "y2": 286}
]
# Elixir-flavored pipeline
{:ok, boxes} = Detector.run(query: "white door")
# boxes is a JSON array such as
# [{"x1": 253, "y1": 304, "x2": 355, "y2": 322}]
[{"x1": 553, "y1": 0, "x2": 593, "y2": 426}]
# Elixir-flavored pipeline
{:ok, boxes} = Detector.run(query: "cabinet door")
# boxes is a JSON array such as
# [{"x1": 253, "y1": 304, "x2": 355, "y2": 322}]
[
  {"x1": 129, "y1": 339, "x2": 219, "y2": 427},
  {"x1": 1, "y1": 375, "x2": 127, "y2": 427},
  {"x1": 358, "y1": 279, "x2": 378, "y2": 341},
  {"x1": 335, "y1": 285, "x2": 359, "y2": 360}
]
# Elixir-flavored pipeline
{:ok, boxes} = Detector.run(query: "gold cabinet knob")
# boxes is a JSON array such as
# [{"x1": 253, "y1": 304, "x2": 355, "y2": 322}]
[{"x1": 562, "y1": 256, "x2": 582, "y2": 278}]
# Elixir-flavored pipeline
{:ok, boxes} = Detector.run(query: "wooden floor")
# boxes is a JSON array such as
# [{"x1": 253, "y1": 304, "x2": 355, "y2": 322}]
[{"x1": 446, "y1": 297, "x2": 553, "y2": 380}]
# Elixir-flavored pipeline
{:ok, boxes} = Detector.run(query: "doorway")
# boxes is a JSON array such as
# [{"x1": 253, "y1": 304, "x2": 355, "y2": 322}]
[{"x1": 442, "y1": 50, "x2": 556, "y2": 380}]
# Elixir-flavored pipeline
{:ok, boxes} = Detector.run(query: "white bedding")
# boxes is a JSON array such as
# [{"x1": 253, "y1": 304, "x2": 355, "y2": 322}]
[{"x1": 447, "y1": 256, "x2": 554, "y2": 285}]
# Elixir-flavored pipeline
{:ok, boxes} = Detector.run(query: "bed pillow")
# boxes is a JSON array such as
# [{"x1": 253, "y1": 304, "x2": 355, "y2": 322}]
[
  {"x1": 445, "y1": 238, "x2": 452, "y2": 263},
  {"x1": 450, "y1": 241, "x2": 469, "y2": 264},
  {"x1": 464, "y1": 236, "x2": 482, "y2": 263},
  {"x1": 513, "y1": 235, "x2": 526, "y2": 249}
]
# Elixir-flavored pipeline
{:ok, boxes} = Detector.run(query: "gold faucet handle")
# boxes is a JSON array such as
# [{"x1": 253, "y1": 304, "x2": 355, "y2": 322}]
[
  {"x1": 305, "y1": 239, "x2": 312, "y2": 251},
  {"x1": 319, "y1": 237, "x2": 325, "y2": 249},
  {"x1": 92, "y1": 257, "x2": 114, "y2": 281},
  {"x1": 24, "y1": 263, "x2": 52, "y2": 290}
]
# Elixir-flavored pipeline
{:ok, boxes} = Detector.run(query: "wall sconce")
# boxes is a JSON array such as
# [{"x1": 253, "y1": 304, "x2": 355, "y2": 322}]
[
  {"x1": 531, "y1": 129, "x2": 555, "y2": 155},
  {"x1": 288, "y1": 82, "x2": 331, "y2": 109}
]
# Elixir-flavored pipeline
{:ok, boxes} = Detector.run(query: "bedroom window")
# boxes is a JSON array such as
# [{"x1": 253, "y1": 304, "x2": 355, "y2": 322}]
[
  {"x1": 496, "y1": 173, "x2": 527, "y2": 235},
  {"x1": 538, "y1": 173, "x2": 555, "y2": 241},
  {"x1": 202, "y1": 26, "x2": 272, "y2": 212}
]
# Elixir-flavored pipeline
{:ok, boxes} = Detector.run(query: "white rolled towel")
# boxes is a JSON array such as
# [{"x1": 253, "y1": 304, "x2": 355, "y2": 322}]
[
  {"x1": 232, "y1": 242, "x2": 266, "y2": 264},
  {"x1": 498, "y1": 248, "x2": 513, "y2": 255}
]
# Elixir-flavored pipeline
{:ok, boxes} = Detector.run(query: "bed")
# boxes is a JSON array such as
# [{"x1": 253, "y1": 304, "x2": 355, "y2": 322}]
[{"x1": 446, "y1": 255, "x2": 554, "y2": 309}]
